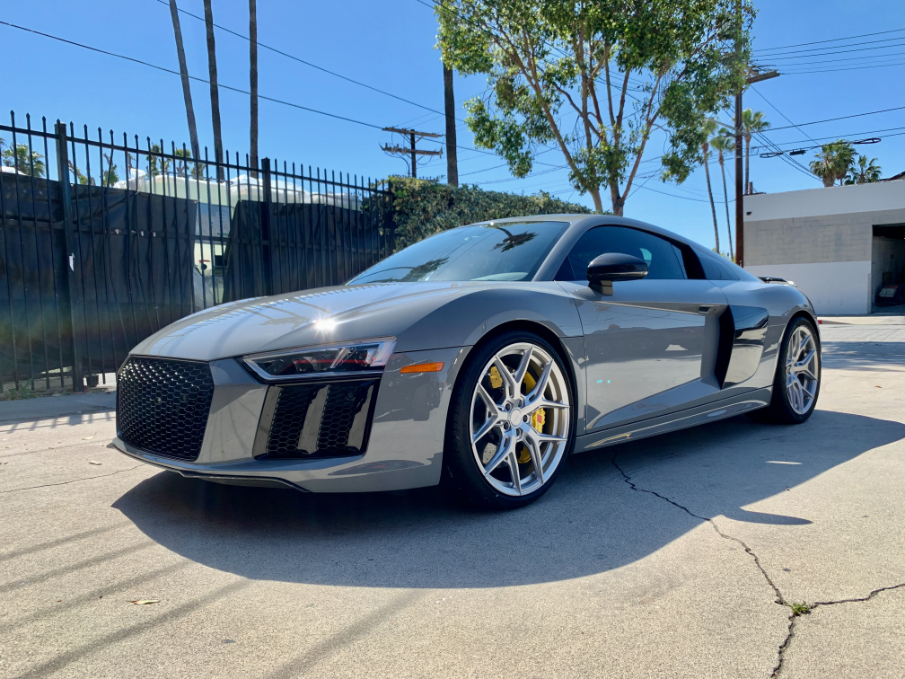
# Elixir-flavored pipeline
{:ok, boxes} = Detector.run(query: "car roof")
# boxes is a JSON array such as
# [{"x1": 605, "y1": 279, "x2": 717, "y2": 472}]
[{"x1": 481, "y1": 214, "x2": 702, "y2": 250}]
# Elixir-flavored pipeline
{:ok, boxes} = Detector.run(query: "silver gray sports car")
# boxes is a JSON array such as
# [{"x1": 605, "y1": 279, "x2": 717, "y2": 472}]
[{"x1": 113, "y1": 214, "x2": 820, "y2": 509}]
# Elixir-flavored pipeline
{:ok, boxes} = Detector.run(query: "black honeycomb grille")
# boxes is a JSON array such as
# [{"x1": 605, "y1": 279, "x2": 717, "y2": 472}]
[
  {"x1": 117, "y1": 357, "x2": 214, "y2": 460},
  {"x1": 262, "y1": 380, "x2": 377, "y2": 459}
]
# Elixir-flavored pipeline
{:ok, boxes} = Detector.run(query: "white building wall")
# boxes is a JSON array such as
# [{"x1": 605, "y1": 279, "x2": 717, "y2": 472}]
[
  {"x1": 745, "y1": 261, "x2": 871, "y2": 316},
  {"x1": 742, "y1": 181, "x2": 905, "y2": 315}
]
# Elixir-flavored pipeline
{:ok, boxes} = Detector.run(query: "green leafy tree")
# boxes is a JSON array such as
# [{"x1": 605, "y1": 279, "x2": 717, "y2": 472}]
[
  {"x1": 1, "y1": 139, "x2": 46, "y2": 177},
  {"x1": 701, "y1": 119, "x2": 719, "y2": 253},
  {"x1": 809, "y1": 140, "x2": 854, "y2": 188},
  {"x1": 740, "y1": 108, "x2": 768, "y2": 193},
  {"x1": 845, "y1": 154, "x2": 881, "y2": 185},
  {"x1": 436, "y1": 0, "x2": 754, "y2": 215},
  {"x1": 710, "y1": 129, "x2": 735, "y2": 258}
]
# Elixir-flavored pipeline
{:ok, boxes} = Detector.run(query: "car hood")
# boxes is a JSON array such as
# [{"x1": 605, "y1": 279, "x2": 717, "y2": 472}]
[{"x1": 130, "y1": 282, "x2": 490, "y2": 361}]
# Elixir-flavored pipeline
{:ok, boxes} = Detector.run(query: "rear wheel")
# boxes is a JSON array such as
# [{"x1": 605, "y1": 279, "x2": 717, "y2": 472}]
[
  {"x1": 444, "y1": 331, "x2": 574, "y2": 510},
  {"x1": 747, "y1": 317, "x2": 820, "y2": 424}
]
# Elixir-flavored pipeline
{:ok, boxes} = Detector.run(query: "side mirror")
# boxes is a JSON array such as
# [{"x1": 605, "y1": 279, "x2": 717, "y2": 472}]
[{"x1": 587, "y1": 253, "x2": 649, "y2": 284}]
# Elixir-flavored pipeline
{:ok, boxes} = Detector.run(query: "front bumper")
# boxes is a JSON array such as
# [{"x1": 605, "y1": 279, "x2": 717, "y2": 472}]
[{"x1": 112, "y1": 346, "x2": 470, "y2": 492}]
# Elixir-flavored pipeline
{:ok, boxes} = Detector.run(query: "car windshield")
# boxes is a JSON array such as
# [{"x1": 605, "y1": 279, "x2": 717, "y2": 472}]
[{"x1": 349, "y1": 221, "x2": 568, "y2": 284}]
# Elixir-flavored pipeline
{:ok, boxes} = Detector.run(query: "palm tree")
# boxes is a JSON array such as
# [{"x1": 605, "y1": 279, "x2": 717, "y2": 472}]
[
  {"x1": 168, "y1": 0, "x2": 201, "y2": 174},
  {"x1": 845, "y1": 155, "x2": 882, "y2": 185},
  {"x1": 203, "y1": 0, "x2": 224, "y2": 181},
  {"x1": 809, "y1": 141, "x2": 854, "y2": 188},
  {"x1": 741, "y1": 109, "x2": 769, "y2": 194},
  {"x1": 249, "y1": 0, "x2": 258, "y2": 178},
  {"x1": 2, "y1": 143, "x2": 46, "y2": 177},
  {"x1": 701, "y1": 119, "x2": 719, "y2": 253},
  {"x1": 711, "y1": 130, "x2": 735, "y2": 259}
]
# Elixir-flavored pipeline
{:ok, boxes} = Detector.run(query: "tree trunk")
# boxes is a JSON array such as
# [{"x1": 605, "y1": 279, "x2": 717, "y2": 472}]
[
  {"x1": 168, "y1": 0, "x2": 200, "y2": 174},
  {"x1": 203, "y1": 0, "x2": 224, "y2": 181},
  {"x1": 443, "y1": 65, "x2": 458, "y2": 188},
  {"x1": 718, "y1": 155, "x2": 733, "y2": 259},
  {"x1": 249, "y1": 0, "x2": 258, "y2": 179},
  {"x1": 603, "y1": 182, "x2": 621, "y2": 215},
  {"x1": 703, "y1": 149, "x2": 720, "y2": 253}
]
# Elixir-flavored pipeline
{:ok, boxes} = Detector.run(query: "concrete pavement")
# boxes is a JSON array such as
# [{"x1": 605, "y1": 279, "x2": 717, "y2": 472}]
[{"x1": 1, "y1": 324, "x2": 903, "y2": 678}]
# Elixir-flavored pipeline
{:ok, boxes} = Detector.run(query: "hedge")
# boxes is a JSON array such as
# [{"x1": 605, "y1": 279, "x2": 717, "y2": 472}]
[{"x1": 377, "y1": 177, "x2": 593, "y2": 251}]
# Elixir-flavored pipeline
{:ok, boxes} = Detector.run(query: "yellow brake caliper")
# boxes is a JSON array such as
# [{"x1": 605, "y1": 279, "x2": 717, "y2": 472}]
[{"x1": 518, "y1": 371, "x2": 545, "y2": 464}]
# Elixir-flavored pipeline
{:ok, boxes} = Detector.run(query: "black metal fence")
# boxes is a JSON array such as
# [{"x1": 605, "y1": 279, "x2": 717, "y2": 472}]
[{"x1": 0, "y1": 112, "x2": 395, "y2": 396}]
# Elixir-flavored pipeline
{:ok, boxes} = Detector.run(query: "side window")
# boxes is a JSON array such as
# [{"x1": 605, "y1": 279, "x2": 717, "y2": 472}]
[
  {"x1": 555, "y1": 226, "x2": 687, "y2": 281},
  {"x1": 698, "y1": 252, "x2": 740, "y2": 281}
]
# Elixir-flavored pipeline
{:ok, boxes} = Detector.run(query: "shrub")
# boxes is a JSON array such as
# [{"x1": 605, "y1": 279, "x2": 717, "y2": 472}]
[{"x1": 377, "y1": 177, "x2": 594, "y2": 250}]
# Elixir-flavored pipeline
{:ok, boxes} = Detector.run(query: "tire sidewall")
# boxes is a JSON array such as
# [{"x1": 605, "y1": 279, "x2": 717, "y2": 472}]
[{"x1": 444, "y1": 330, "x2": 576, "y2": 509}]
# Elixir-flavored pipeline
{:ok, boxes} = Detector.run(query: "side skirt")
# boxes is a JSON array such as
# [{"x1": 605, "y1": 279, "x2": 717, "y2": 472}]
[{"x1": 573, "y1": 387, "x2": 772, "y2": 453}]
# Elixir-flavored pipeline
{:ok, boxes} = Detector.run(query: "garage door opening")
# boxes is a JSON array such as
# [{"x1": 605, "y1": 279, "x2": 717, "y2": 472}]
[{"x1": 872, "y1": 224, "x2": 905, "y2": 312}]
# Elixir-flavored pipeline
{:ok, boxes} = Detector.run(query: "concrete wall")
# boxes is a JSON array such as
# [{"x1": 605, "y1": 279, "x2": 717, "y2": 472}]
[
  {"x1": 742, "y1": 181, "x2": 905, "y2": 315},
  {"x1": 871, "y1": 237, "x2": 905, "y2": 296},
  {"x1": 746, "y1": 261, "x2": 871, "y2": 316}
]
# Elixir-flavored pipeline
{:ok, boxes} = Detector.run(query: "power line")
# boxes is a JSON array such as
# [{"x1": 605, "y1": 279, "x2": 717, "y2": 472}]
[
  {"x1": 754, "y1": 40, "x2": 905, "y2": 60},
  {"x1": 756, "y1": 105, "x2": 905, "y2": 132},
  {"x1": 749, "y1": 87, "x2": 819, "y2": 144},
  {"x1": 754, "y1": 27, "x2": 905, "y2": 53},
  {"x1": 782, "y1": 61, "x2": 905, "y2": 75},
  {"x1": 151, "y1": 0, "x2": 457, "y2": 121},
  {"x1": 758, "y1": 51, "x2": 905, "y2": 69},
  {"x1": 0, "y1": 20, "x2": 385, "y2": 130},
  {"x1": 2, "y1": 19, "x2": 522, "y2": 164}
]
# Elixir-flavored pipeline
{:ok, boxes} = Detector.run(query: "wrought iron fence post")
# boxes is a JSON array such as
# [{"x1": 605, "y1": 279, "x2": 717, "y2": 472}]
[
  {"x1": 261, "y1": 157, "x2": 273, "y2": 296},
  {"x1": 54, "y1": 121, "x2": 85, "y2": 392}
]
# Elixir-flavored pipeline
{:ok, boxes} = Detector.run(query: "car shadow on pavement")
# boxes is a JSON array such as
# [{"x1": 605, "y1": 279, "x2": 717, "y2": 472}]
[{"x1": 113, "y1": 410, "x2": 905, "y2": 589}]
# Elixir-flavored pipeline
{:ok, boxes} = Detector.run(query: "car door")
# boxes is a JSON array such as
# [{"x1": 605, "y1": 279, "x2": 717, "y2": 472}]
[{"x1": 555, "y1": 225, "x2": 728, "y2": 431}]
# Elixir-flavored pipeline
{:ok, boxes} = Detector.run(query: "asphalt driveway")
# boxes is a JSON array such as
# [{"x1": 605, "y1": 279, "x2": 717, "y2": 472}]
[{"x1": 1, "y1": 322, "x2": 904, "y2": 678}]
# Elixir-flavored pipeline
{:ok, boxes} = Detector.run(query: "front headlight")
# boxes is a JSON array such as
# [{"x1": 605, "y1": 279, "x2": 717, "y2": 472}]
[{"x1": 243, "y1": 338, "x2": 396, "y2": 382}]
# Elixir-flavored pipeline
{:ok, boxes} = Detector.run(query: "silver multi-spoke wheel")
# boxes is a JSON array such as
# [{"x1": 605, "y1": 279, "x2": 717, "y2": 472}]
[
  {"x1": 469, "y1": 343, "x2": 571, "y2": 497},
  {"x1": 784, "y1": 324, "x2": 819, "y2": 415}
]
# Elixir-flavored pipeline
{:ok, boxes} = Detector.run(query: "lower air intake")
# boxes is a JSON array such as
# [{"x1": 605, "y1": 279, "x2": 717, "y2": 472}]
[{"x1": 257, "y1": 379, "x2": 378, "y2": 459}]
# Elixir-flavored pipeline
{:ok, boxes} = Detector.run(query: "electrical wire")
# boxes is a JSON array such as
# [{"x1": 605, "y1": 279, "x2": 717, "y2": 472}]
[
  {"x1": 752, "y1": 40, "x2": 905, "y2": 60},
  {"x1": 152, "y1": 0, "x2": 458, "y2": 121},
  {"x1": 749, "y1": 87, "x2": 819, "y2": 145},
  {"x1": 781, "y1": 61, "x2": 905, "y2": 75},
  {"x1": 754, "y1": 27, "x2": 905, "y2": 53},
  {"x1": 0, "y1": 20, "x2": 385, "y2": 129}
]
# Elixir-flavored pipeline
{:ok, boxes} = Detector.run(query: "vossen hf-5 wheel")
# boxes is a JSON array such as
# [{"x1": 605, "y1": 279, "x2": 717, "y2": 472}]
[{"x1": 444, "y1": 330, "x2": 574, "y2": 509}]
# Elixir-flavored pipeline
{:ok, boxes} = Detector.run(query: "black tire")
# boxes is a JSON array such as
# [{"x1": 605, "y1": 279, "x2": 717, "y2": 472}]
[
  {"x1": 443, "y1": 330, "x2": 575, "y2": 510},
  {"x1": 746, "y1": 316, "x2": 821, "y2": 425}
]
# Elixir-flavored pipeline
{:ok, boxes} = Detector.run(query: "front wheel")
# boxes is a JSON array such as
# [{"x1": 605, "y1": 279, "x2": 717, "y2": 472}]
[
  {"x1": 444, "y1": 331, "x2": 574, "y2": 510},
  {"x1": 747, "y1": 317, "x2": 821, "y2": 424}
]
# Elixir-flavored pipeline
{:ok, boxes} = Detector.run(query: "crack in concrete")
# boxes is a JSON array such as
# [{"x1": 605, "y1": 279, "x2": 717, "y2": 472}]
[
  {"x1": 771, "y1": 582, "x2": 905, "y2": 677},
  {"x1": 0, "y1": 465, "x2": 143, "y2": 494},
  {"x1": 611, "y1": 450, "x2": 905, "y2": 679},
  {"x1": 611, "y1": 452, "x2": 784, "y2": 601}
]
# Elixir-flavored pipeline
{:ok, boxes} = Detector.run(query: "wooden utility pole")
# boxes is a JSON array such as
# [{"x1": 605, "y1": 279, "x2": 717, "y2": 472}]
[
  {"x1": 733, "y1": 0, "x2": 778, "y2": 268},
  {"x1": 443, "y1": 65, "x2": 458, "y2": 186},
  {"x1": 381, "y1": 127, "x2": 443, "y2": 178}
]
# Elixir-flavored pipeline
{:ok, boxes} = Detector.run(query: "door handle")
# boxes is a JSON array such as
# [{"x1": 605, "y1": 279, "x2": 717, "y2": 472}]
[{"x1": 698, "y1": 305, "x2": 713, "y2": 314}]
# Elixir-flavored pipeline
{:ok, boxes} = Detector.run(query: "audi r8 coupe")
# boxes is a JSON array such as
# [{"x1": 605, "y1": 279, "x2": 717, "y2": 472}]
[{"x1": 113, "y1": 214, "x2": 821, "y2": 509}]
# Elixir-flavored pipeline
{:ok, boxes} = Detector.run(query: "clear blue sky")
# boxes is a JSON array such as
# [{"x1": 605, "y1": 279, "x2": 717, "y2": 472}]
[{"x1": 2, "y1": 0, "x2": 904, "y2": 249}]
